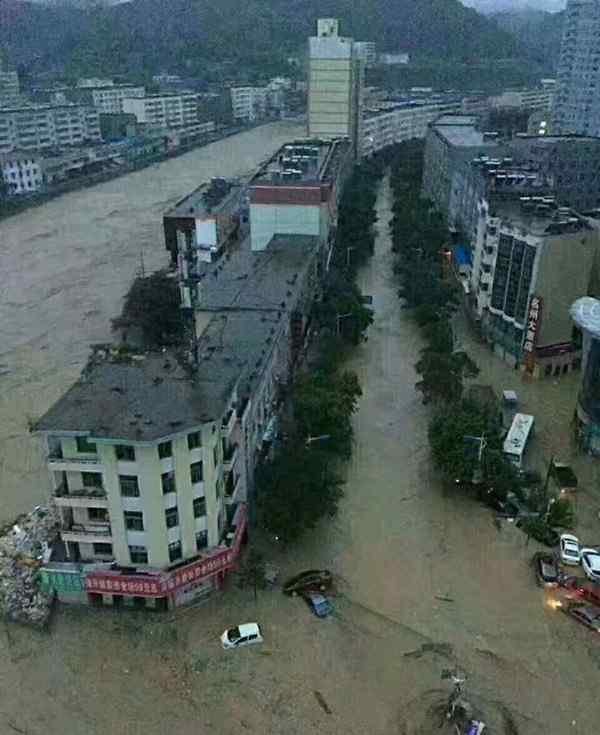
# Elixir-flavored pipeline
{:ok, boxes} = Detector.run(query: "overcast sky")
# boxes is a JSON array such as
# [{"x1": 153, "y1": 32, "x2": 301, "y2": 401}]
[{"x1": 462, "y1": 0, "x2": 566, "y2": 12}]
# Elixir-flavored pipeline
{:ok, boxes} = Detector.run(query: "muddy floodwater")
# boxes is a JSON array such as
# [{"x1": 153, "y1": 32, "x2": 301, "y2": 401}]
[{"x1": 0, "y1": 121, "x2": 303, "y2": 524}]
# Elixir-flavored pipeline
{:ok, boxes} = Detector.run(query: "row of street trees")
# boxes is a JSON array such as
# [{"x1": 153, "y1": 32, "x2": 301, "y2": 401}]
[
  {"x1": 387, "y1": 142, "x2": 574, "y2": 532},
  {"x1": 386, "y1": 143, "x2": 529, "y2": 508},
  {"x1": 257, "y1": 158, "x2": 385, "y2": 544}
]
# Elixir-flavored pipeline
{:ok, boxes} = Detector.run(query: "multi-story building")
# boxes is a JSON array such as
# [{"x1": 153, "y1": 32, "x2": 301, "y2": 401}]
[
  {"x1": 422, "y1": 115, "x2": 503, "y2": 225},
  {"x1": 361, "y1": 99, "x2": 461, "y2": 157},
  {"x1": 247, "y1": 138, "x2": 352, "y2": 251},
  {"x1": 377, "y1": 53, "x2": 410, "y2": 65},
  {"x1": 34, "y1": 231, "x2": 324, "y2": 609},
  {"x1": 489, "y1": 87, "x2": 555, "y2": 112},
  {"x1": 77, "y1": 78, "x2": 115, "y2": 89},
  {"x1": 469, "y1": 195, "x2": 600, "y2": 376},
  {"x1": 0, "y1": 152, "x2": 43, "y2": 194},
  {"x1": 510, "y1": 134, "x2": 600, "y2": 212},
  {"x1": 552, "y1": 0, "x2": 600, "y2": 136},
  {"x1": 354, "y1": 42, "x2": 377, "y2": 66},
  {"x1": 230, "y1": 87, "x2": 269, "y2": 122},
  {"x1": 122, "y1": 93, "x2": 200, "y2": 130},
  {"x1": 308, "y1": 18, "x2": 364, "y2": 154},
  {"x1": 0, "y1": 104, "x2": 101, "y2": 153},
  {"x1": 0, "y1": 71, "x2": 20, "y2": 107},
  {"x1": 571, "y1": 296, "x2": 600, "y2": 454},
  {"x1": 163, "y1": 177, "x2": 242, "y2": 266},
  {"x1": 84, "y1": 85, "x2": 146, "y2": 114}
]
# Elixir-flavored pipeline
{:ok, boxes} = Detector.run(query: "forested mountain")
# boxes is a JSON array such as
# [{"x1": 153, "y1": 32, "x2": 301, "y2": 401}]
[
  {"x1": 1, "y1": 0, "x2": 527, "y2": 80},
  {"x1": 492, "y1": 7, "x2": 564, "y2": 69}
]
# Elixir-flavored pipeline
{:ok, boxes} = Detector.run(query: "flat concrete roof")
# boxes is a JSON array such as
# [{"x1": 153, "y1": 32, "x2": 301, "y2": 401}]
[
  {"x1": 250, "y1": 138, "x2": 350, "y2": 187},
  {"x1": 164, "y1": 180, "x2": 241, "y2": 221}
]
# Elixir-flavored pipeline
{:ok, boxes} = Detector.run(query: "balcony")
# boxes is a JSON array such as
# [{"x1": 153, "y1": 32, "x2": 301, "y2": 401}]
[
  {"x1": 61, "y1": 522, "x2": 112, "y2": 544},
  {"x1": 53, "y1": 484, "x2": 108, "y2": 509},
  {"x1": 220, "y1": 408, "x2": 237, "y2": 438},
  {"x1": 47, "y1": 453, "x2": 102, "y2": 472},
  {"x1": 223, "y1": 444, "x2": 239, "y2": 473}
]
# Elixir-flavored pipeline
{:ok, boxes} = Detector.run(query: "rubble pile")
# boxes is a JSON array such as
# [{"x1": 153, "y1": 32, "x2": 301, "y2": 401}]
[{"x1": 0, "y1": 506, "x2": 59, "y2": 627}]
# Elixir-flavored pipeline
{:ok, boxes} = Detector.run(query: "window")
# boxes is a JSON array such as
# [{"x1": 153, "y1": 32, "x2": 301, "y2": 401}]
[
  {"x1": 158, "y1": 441, "x2": 172, "y2": 459},
  {"x1": 93, "y1": 543, "x2": 113, "y2": 556},
  {"x1": 161, "y1": 471, "x2": 176, "y2": 494},
  {"x1": 195, "y1": 530, "x2": 208, "y2": 551},
  {"x1": 119, "y1": 475, "x2": 140, "y2": 497},
  {"x1": 193, "y1": 497, "x2": 206, "y2": 518},
  {"x1": 190, "y1": 461, "x2": 204, "y2": 484},
  {"x1": 115, "y1": 444, "x2": 135, "y2": 461},
  {"x1": 88, "y1": 507, "x2": 108, "y2": 521},
  {"x1": 165, "y1": 507, "x2": 179, "y2": 528},
  {"x1": 129, "y1": 545, "x2": 148, "y2": 564},
  {"x1": 187, "y1": 431, "x2": 201, "y2": 450},
  {"x1": 168, "y1": 541, "x2": 182, "y2": 562},
  {"x1": 213, "y1": 445, "x2": 219, "y2": 467},
  {"x1": 82, "y1": 472, "x2": 102, "y2": 488},
  {"x1": 76, "y1": 436, "x2": 97, "y2": 453},
  {"x1": 124, "y1": 511, "x2": 144, "y2": 531}
]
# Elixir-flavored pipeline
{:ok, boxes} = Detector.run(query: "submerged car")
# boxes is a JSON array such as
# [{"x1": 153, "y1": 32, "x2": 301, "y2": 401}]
[
  {"x1": 533, "y1": 552, "x2": 559, "y2": 587},
  {"x1": 303, "y1": 591, "x2": 333, "y2": 618},
  {"x1": 581, "y1": 548, "x2": 600, "y2": 582},
  {"x1": 574, "y1": 581, "x2": 600, "y2": 606},
  {"x1": 282, "y1": 569, "x2": 333, "y2": 596},
  {"x1": 221, "y1": 622, "x2": 263, "y2": 650},
  {"x1": 565, "y1": 604, "x2": 600, "y2": 633},
  {"x1": 559, "y1": 534, "x2": 581, "y2": 565}
]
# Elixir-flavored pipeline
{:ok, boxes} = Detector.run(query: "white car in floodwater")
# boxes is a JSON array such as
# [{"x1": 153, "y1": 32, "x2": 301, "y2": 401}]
[
  {"x1": 559, "y1": 534, "x2": 581, "y2": 566},
  {"x1": 221, "y1": 622, "x2": 263, "y2": 650}
]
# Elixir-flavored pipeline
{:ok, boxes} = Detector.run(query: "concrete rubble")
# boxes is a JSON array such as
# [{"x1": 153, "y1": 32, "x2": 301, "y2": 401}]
[{"x1": 0, "y1": 506, "x2": 59, "y2": 627}]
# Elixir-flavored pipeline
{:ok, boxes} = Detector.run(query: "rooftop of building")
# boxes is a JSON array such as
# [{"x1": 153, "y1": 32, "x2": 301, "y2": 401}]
[
  {"x1": 571, "y1": 296, "x2": 600, "y2": 338},
  {"x1": 34, "y1": 234, "x2": 321, "y2": 441},
  {"x1": 469, "y1": 155, "x2": 553, "y2": 193},
  {"x1": 513, "y1": 133, "x2": 600, "y2": 145},
  {"x1": 0, "y1": 102, "x2": 96, "y2": 113},
  {"x1": 363, "y1": 97, "x2": 461, "y2": 119},
  {"x1": 489, "y1": 195, "x2": 595, "y2": 237},
  {"x1": 164, "y1": 178, "x2": 242, "y2": 221},
  {"x1": 250, "y1": 138, "x2": 350, "y2": 187},
  {"x1": 196, "y1": 234, "x2": 321, "y2": 311},
  {"x1": 432, "y1": 115, "x2": 499, "y2": 148},
  {"x1": 128, "y1": 92, "x2": 198, "y2": 100}
]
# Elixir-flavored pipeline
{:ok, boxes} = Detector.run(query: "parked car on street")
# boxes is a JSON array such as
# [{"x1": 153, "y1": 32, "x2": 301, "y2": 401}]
[
  {"x1": 221, "y1": 622, "x2": 263, "y2": 650},
  {"x1": 532, "y1": 552, "x2": 559, "y2": 587},
  {"x1": 581, "y1": 548, "x2": 600, "y2": 582},
  {"x1": 282, "y1": 569, "x2": 333, "y2": 596},
  {"x1": 303, "y1": 591, "x2": 333, "y2": 618},
  {"x1": 564, "y1": 604, "x2": 600, "y2": 633},
  {"x1": 559, "y1": 534, "x2": 581, "y2": 565}
]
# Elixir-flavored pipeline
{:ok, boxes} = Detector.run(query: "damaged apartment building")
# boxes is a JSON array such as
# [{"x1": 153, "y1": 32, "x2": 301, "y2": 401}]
[{"x1": 34, "y1": 137, "x2": 352, "y2": 610}]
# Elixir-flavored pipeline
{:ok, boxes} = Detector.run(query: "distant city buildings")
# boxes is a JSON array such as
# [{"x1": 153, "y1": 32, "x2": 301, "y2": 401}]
[
  {"x1": 0, "y1": 153, "x2": 43, "y2": 194},
  {"x1": 230, "y1": 86, "x2": 268, "y2": 122},
  {"x1": 0, "y1": 71, "x2": 20, "y2": 108},
  {"x1": 0, "y1": 103, "x2": 101, "y2": 153},
  {"x1": 77, "y1": 84, "x2": 146, "y2": 114},
  {"x1": 354, "y1": 42, "x2": 377, "y2": 66},
  {"x1": 308, "y1": 19, "x2": 364, "y2": 154},
  {"x1": 553, "y1": 0, "x2": 600, "y2": 136},
  {"x1": 122, "y1": 93, "x2": 201, "y2": 130},
  {"x1": 378, "y1": 52, "x2": 410, "y2": 66}
]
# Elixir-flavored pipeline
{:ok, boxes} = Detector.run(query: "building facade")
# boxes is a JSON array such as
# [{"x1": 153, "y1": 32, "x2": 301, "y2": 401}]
[
  {"x1": 0, "y1": 104, "x2": 101, "y2": 153},
  {"x1": 489, "y1": 87, "x2": 555, "y2": 112},
  {"x1": 0, "y1": 71, "x2": 20, "y2": 108},
  {"x1": 469, "y1": 196, "x2": 599, "y2": 376},
  {"x1": 87, "y1": 85, "x2": 146, "y2": 114},
  {"x1": 361, "y1": 100, "x2": 461, "y2": 157},
  {"x1": 122, "y1": 93, "x2": 200, "y2": 129},
  {"x1": 552, "y1": 0, "x2": 600, "y2": 136},
  {"x1": 0, "y1": 153, "x2": 43, "y2": 194},
  {"x1": 308, "y1": 18, "x2": 364, "y2": 154},
  {"x1": 354, "y1": 42, "x2": 377, "y2": 66},
  {"x1": 230, "y1": 87, "x2": 268, "y2": 122},
  {"x1": 571, "y1": 297, "x2": 600, "y2": 454},
  {"x1": 248, "y1": 138, "x2": 352, "y2": 251}
]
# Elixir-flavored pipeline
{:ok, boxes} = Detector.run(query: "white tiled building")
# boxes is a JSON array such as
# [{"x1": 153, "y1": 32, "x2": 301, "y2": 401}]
[
  {"x1": 88, "y1": 85, "x2": 146, "y2": 114},
  {"x1": 0, "y1": 104, "x2": 101, "y2": 153},
  {"x1": 0, "y1": 153, "x2": 43, "y2": 194},
  {"x1": 0, "y1": 71, "x2": 20, "y2": 107},
  {"x1": 230, "y1": 87, "x2": 269, "y2": 122},
  {"x1": 122, "y1": 93, "x2": 200, "y2": 129}
]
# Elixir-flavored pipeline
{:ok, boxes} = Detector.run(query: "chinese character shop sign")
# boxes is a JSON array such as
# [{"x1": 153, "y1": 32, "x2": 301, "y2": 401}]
[{"x1": 523, "y1": 296, "x2": 542, "y2": 373}]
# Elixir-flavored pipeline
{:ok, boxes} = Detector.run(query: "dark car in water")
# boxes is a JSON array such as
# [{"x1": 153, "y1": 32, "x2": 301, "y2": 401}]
[
  {"x1": 282, "y1": 570, "x2": 333, "y2": 596},
  {"x1": 565, "y1": 604, "x2": 600, "y2": 633},
  {"x1": 533, "y1": 552, "x2": 560, "y2": 587}
]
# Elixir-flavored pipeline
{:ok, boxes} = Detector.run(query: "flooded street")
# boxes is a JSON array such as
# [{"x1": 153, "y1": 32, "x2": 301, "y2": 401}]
[
  {"x1": 0, "y1": 173, "x2": 598, "y2": 734},
  {"x1": 0, "y1": 121, "x2": 303, "y2": 523}
]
